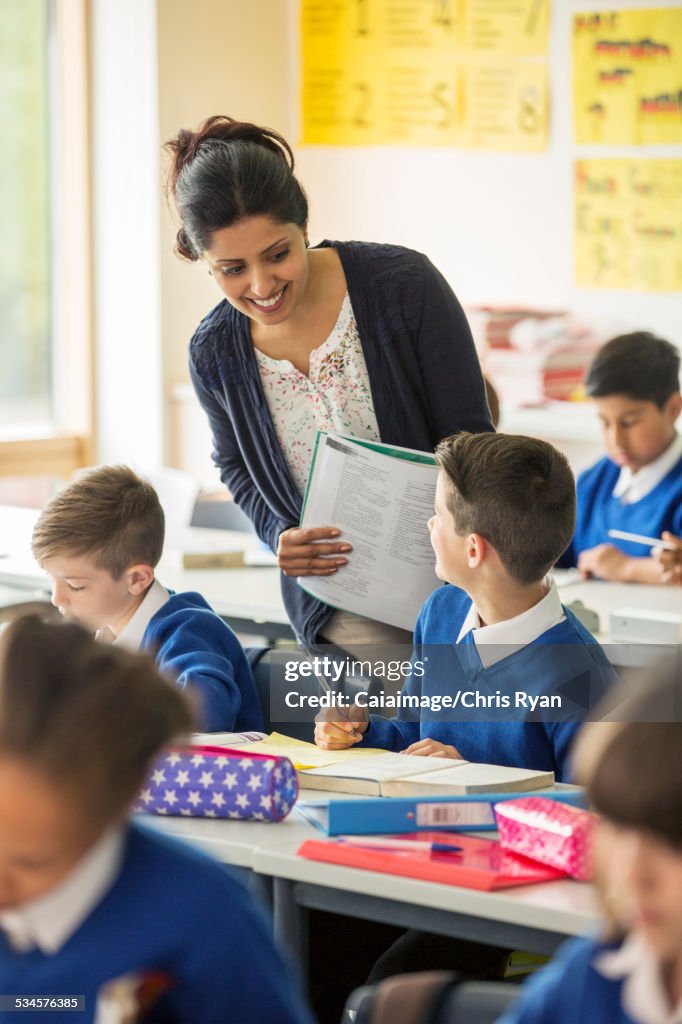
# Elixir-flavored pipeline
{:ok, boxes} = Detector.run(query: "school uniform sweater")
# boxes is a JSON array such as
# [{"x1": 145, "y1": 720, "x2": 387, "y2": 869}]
[
  {"x1": 497, "y1": 934, "x2": 659, "y2": 1024},
  {"x1": 558, "y1": 453, "x2": 682, "y2": 567},
  {"x1": 0, "y1": 824, "x2": 313, "y2": 1024},
  {"x1": 189, "y1": 240, "x2": 493, "y2": 643},
  {"x1": 142, "y1": 591, "x2": 263, "y2": 733},
  {"x1": 361, "y1": 584, "x2": 617, "y2": 781}
]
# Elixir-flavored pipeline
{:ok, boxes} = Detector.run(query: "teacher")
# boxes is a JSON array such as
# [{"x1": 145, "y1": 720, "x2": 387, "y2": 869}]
[{"x1": 165, "y1": 116, "x2": 493, "y2": 649}]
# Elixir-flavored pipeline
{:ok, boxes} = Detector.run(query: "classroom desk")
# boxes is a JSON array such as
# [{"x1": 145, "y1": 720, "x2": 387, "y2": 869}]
[
  {"x1": 255, "y1": 841, "x2": 599, "y2": 966},
  {"x1": 140, "y1": 797, "x2": 599, "y2": 970}
]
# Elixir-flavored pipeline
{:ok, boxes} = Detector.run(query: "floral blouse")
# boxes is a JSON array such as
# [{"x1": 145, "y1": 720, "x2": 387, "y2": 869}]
[{"x1": 255, "y1": 294, "x2": 381, "y2": 495}]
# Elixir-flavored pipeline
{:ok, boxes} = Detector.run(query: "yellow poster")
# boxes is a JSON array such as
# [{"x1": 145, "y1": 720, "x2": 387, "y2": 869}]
[
  {"x1": 461, "y1": 60, "x2": 547, "y2": 151},
  {"x1": 575, "y1": 159, "x2": 682, "y2": 291},
  {"x1": 574, "y1": 9, "x2": 682, "y2": 145},
  {"x1": 300, "y1": 0, "x2": 549, "y2": 149},
  {"x1": 464, "y1": 0, "x2": 549, "y2": 56}
]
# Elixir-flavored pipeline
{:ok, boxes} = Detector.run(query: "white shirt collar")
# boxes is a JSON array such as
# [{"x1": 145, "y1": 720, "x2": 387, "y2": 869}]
[
  {"x1": 595, "y1": 931, "x2": 682, "y2": 1024},
  {"x1": 112, "y1": 579, "x2": 169, "y2": 652},
  {"x1": 612, "y1": 433, "x2": 682, "y2": 505},
  {"x1": 0, "y1": 826, "x2": 125, "y2": 955},
  {"x1": 456, "y1": 577, "x2": 565, "y2": 668}
]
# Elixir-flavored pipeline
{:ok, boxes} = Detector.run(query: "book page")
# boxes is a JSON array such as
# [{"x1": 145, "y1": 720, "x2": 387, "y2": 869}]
[
  {"x1": 385, "y1": 762, "x2": 554, "y2": 795},
  {"x1": 237, "y1": 733, "x2": 389, "y2": 770},
  {"x1": 301, "y1": 751, "x2": 468, "y2": 782},
  {"x1": 299, "y1": 433, "x2": 440, "y2": 630}
]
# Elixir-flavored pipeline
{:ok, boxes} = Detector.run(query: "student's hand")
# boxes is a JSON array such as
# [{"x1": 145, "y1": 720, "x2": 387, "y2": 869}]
[
  {"x1": 401, "y1": 738, "x2": 463, "y2": 759},
  {"x1": 654, "y1": 532, "x2": 682, "y2": 585},
  {"x1": 314, "y1": 713, "x2": 368, "y2": 750},
  {"x1": 577, "y1": 544, "x2": 634, "y2": 582},
  {"x1": 277, "y1": 526, "x2": 352, "y2": 577}
]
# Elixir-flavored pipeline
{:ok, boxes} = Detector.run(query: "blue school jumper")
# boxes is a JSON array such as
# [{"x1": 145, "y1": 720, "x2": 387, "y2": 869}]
[
  {"x1": 559, "y1": 454, "x2": 682, "y2": 567},
  {"x1": 497, "y1": 935, "x2": 638, "y2": 1024},
  {"x1": 361, "y1": 585, "x2": 617, "y2": 781},
  {"x1": 0, "y1": 824, "x2": 313, "y2": 1024},
  {"x1": 142, "y1": 591, "x2": 263, "y2": 733}
]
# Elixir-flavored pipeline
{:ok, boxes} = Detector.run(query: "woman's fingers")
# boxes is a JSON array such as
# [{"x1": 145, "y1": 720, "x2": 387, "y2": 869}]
[{"x1": 277, "y1": 525, "x2": 353, "y2": 576}]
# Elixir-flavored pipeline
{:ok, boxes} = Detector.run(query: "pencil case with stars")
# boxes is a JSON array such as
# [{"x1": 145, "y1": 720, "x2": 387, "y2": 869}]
[{"x1": 133, "y1": 745, "x2": 299, "y2": 822}]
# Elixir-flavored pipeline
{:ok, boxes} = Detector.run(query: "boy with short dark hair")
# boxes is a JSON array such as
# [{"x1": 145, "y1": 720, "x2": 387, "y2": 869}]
[
  {"x1": 316, "y1": 432, "x2": 616, "y2": 782},
  {"x1": 31, "y1": 465, "x2": 263, "y2": 733},
  {"x1": 559, "y1": 331, "x2": 682, "y2": 582}
]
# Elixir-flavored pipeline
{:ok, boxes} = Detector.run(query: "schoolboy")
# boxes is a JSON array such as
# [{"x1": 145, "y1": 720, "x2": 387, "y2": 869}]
[
  {"x1": 559, "y1": 331, "x2": 682, "y2": 582},
  {"x1": 316, "y1": 432, "x2": 617, "y2": 782},
  {"x1": 31, "y1": 465, "x2": 263, "y2": 733}
]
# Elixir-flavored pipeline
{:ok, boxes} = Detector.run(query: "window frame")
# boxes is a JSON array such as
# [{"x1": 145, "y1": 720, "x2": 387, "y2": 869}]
[{"x1": 0, "y1": 0, "x2": 93, "y2": 478}]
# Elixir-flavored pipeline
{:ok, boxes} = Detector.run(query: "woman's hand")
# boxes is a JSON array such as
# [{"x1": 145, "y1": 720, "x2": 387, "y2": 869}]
[
  {"x1": 401, "y1": 739, "x2": 463, "y2": 759},
  {"x1": 277, "y1": 526, "x2": 352, "y2": 577}
]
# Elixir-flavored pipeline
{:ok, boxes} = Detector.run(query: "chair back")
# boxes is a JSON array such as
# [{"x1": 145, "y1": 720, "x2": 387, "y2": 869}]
[{"x1": 345, "y1": 975, "x2": 519, "y2": 1024}]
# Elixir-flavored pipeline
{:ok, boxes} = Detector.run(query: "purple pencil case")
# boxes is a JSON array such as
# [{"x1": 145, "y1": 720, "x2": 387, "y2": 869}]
[{"x1": 134, "y1": 745, "x2": 298, "y2": 822}]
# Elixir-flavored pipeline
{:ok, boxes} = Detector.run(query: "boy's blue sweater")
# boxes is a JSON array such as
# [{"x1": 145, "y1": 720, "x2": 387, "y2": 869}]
[
  {"x1": 0, "y1": 824, "x2": 312, "y2": 1024},
  {"x1": 498, "y1": 935, "x2": 636, "y2": 1024},
  {"x1": 362, "y1": 585, "x2": 617, "y2": 781},
  {"x1": 142, "y1": 591, "x2": 263, "y2": 733},
  {"x1": 559, "y1": 453, "x2": 682, "y2": 567}
]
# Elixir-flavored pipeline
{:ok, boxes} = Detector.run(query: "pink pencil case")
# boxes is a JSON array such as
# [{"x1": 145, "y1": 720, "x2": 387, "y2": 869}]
[
  {"x1": 133, "y1": 745, "x2": 298, "y2": 822},
  {"x1": 494, "y1": 796, "x2": 595, "y2": 881}
]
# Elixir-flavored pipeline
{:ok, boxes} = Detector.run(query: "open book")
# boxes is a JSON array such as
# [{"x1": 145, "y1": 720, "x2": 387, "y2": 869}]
[
  {"x1": 298, "y1": 432, "x2": 440, "y2": 630},
  {"x1": 298, "y1": 751, "x2": 554, "y2": 797}
]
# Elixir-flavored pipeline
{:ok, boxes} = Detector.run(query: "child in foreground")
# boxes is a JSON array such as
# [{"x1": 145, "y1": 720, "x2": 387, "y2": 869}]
[
  {"x1": 499, "y1": 658, "x2": 682, "y2": 1024},
  {"x1": 0, "y1": 616, "x2": 312, "y2": 1024},
  {"x1": 558, "y1": 331, "x2": 682, "y2": 582},
  {"x1": 316, "y1": 432, "x2": 617, "y2": 783},
  {"x1": 31, "y1": 465, "x2": 263, "y2": 732}
]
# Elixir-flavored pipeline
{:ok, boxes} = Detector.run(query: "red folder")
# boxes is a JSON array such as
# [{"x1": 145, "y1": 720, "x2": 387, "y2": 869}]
[{"x1": 297, "y1": 832, "x2": 566, "y2": 891}]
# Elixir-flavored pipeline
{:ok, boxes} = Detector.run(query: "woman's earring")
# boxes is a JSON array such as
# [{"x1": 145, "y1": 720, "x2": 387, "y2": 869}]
[{"x1": 305, "y1": 239, "x2": 310, "y2": 248}]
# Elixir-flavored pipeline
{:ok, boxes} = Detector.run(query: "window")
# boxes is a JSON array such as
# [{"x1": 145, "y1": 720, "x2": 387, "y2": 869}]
[
  {"x1": 0, "y1": 0, "x2": 51, "y2": 431},
  {"x1": 0, "y1": 0, "x2": 92, "y2": 496}
]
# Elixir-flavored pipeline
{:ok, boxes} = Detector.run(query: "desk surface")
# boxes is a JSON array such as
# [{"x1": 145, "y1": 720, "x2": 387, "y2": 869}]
[{"x1": 140, "y1": 795, "x2": 598, "y2": 943}]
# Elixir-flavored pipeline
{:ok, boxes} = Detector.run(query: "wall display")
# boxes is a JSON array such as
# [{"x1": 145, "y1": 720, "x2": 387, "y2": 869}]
[
  {"x1": 300, "y1": 0, "x2": 549, "y2": 150},
  {"x1": 575, "y1": 158, "x2": 682, "y2": 291},
  {"x1": 574, "y1": 8, "x2": 682, "y2": 145}
]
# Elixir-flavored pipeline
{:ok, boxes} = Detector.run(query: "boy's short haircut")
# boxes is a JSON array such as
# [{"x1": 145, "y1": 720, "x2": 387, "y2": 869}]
[
  {"x1": 585, "y1": 331, "x2": 681, "y2": 408},
  {"x1": 0, "y1": 615, "x2": 193, "y2": 825},
  {"x1": 435, "y1": 432, "x2": 576, "y2": 585},
  {"x1": 31, "y1": 465, "x2": 164, "y2": 579}
]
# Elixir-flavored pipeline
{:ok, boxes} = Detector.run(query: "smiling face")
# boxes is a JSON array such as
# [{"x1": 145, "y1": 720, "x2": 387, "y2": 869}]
[
  {"x1": 204, "y1": 216, "x2": 310, "y2": 328},
  {"x1": 41, "y1": 551, "x2": 150, "y2": 634},
  {"x1": 594, "y1": 393, "x2": 681, "y2": 472},
  {"x1": 0, "y1": 756, "x2": 103, "y2": 911}
]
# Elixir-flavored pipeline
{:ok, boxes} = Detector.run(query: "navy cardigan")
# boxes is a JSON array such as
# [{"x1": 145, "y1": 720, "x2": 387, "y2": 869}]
[{"x1": 189, "y1": 240, "x2": 493, "y2": 643}]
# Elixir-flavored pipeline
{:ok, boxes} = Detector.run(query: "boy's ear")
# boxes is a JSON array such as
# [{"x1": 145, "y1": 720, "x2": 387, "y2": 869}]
[
  {"x1": 666, "y1": 392, "x2": 682, "y2": 422},
  {"x1": 125, "y1": 564, "x2": 155, "y2": 595},
  {"x1": 466, "y1": 533, "x2": 486, "y2": 568}
]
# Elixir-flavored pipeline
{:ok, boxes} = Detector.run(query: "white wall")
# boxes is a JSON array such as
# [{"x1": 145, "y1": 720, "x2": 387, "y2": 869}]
[
  {"x1": 91, "y1": 0, "x2": 163, "y2": 467},
  {"x1": 291, "y1": 0, "x2": 682, "y2": 346}
]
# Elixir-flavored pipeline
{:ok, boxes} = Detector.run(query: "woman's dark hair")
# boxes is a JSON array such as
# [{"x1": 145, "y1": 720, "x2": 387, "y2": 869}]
[
  {"x1": 0, "y1": 616, "x2": 194, "y2": 825},
  {"x1": 165, "y1": 115, "x2": 309, "y2": 260},
  {"x1": 577, "y1": 656, "x2": 682, "y2": 849}
]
